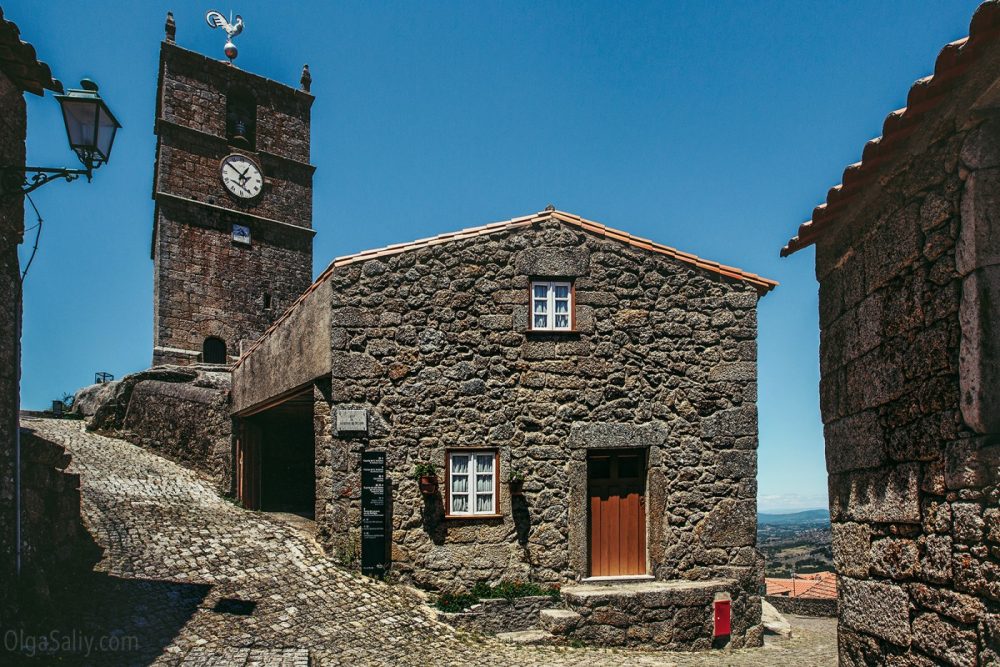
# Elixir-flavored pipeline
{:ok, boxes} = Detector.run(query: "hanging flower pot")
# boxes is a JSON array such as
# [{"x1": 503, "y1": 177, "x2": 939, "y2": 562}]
[
  {"x1": 419, "y1": 475, "x2": 439, "y2": 496},
  {"x1": 412, "y1": 462, "x2": 438, "y2": 496},
  {"x1": 508, "y1": 466, "x2": 526, "y2": 496}
]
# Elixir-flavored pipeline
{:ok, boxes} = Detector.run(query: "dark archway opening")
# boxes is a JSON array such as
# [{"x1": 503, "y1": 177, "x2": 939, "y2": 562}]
[
  {"x1": 237, "y1": 388, "x2": 315, "y2": 518},
  {"x1": 203, "y1": 337, "x2": 227, "y2": 364}
]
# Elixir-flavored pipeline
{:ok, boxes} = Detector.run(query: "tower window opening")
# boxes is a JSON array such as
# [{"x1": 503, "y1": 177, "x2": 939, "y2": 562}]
[
  {"x1": 203, "y1": 336, "x2": 227, "y2": 364},
  {"x1": 226, "y1": 88, "x2": 257, "y2": 151}
]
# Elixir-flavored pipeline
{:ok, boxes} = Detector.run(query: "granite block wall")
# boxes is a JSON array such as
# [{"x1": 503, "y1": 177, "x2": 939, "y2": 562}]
[
  {"x1": 15, "y1": 427, "x2": 102, "y2": 618},
  {"x1": 152, "y1": 199, "x2": 312, "y2": 365},
  {"x1": 312, "y1": 220, "x2": 766, "y2": 644},
  {"x1": 816, "y1": 114, "x2": 1000, "y2": 665},
  {"x1": 0, "y1": 65, "x2": 25, "y2": 621}
]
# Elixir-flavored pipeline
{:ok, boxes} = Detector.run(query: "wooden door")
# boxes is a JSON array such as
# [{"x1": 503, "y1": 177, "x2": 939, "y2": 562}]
[
  {"x1": 236, "y1": 421, "x2": 262, "y2": 510},
  {"x1": 588, "y1": 449, "x2": 646, "y2": 576}
]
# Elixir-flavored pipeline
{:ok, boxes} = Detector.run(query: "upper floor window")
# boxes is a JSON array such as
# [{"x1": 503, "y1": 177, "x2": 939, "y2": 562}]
[
  {"x1": 226, "y1": 88, "x2": 256, "y2": 151},
  {"x1": 446, "y1": 450, "x2": 498, "y2": 517},
  {"x1": 531, "y1": 280, "x2": 573, "y2": 331}
]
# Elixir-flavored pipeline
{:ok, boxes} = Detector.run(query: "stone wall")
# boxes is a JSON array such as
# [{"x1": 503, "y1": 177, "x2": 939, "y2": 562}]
[
  {"x1": 15, "y1": 426, "x2": 101, "y2": 617},
  {"x1": 81, "y1": 366, "x2": 232, "y2": 492},
  {"x1": 151, "y1": 41, "x2": 314, "y2": 365},
  {"x1": 312, "y1": 219, "x2": 765, "y2": 642},
  {"x1": 436, "y1": 595, "x2": 559, "y2": 635},
  {"x1": 816, "y1": 111, "x2": 999, "y2": 663},
  {"x1": 551, "y1": 579, "x2": 754, "y2": 650},
  {"x1": 765, "y1": 595, "x2": 837, "y2": 618},
  {"x1": 152, "y1": 199, "x2": 313, "y2": 365},
  {"x1": 0, "y1": 65, "x2": 25, "y2": 620}
]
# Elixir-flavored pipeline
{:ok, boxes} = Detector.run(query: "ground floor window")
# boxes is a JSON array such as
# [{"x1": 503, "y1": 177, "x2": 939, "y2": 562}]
[{"x1": 446, "y1": 450, "x2": 498, "y2": 517}]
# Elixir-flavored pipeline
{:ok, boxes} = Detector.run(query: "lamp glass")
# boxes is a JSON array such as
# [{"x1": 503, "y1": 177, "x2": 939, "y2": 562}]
[{"x1": 57, "y1": 94, "x2": 120, "y2": 166}]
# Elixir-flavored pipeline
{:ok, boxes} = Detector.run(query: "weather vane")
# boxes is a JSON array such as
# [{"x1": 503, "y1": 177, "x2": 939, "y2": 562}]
[{"x1": 205, "y1": 10, "x2": 244, "y2": 63}]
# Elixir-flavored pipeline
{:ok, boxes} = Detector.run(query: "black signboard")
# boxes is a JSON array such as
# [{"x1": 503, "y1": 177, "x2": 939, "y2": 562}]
[{"x1": 361, "y1": 451, "x2": 388, "y2": 578}]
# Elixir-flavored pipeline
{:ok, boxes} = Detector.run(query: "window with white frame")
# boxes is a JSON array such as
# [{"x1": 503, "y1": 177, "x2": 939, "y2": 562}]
[
  {"x1": 447, "y1": 450, "x2": 497, "y2": 516},
  {"x1": 531, "y1": 280, "x2": 573, "y2": 331}
]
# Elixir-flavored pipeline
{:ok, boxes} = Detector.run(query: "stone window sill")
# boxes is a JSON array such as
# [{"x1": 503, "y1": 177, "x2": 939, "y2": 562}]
[
  {"x1": 443, "y1": 514, "x2": 503, "y2": 521},
  {"x1": 523, "y1": 329, "x2": 582, "y2": 336}
]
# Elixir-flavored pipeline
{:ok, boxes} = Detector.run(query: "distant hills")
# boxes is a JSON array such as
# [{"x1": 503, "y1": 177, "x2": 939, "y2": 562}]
[{"x1": 758, "y1": 509, "x2": 830, "y2": 526}]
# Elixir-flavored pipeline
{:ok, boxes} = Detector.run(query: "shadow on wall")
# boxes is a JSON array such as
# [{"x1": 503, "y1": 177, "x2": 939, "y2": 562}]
[
  {"x1": 419, "y1": 490, "x2": 532, "y2": 547},
  {"x1": 511, "y1": 495, "x2": 531, "y2": 546},
  {"x1": 16, "y1": 427, "x2": 103, "y2": 621}
]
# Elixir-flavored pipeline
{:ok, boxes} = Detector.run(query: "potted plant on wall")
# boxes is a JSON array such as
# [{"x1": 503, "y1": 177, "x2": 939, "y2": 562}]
[
  {"x1": 507, "y1": 466, "x2": 526, "y2": 496},
  {"x1": 411, "y1": 462, "x2": 438, "y2": 495}
]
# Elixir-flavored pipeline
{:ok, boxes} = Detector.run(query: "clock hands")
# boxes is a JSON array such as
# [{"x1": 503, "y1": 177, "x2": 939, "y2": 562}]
[{"x1": 223, "y1": 157, "x2": 260, "y2": 198}]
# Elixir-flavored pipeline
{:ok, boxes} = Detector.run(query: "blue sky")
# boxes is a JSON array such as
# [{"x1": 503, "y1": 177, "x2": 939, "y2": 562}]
[{"x1": 9, "y1": 1, "x2": 983, "y2": 511}]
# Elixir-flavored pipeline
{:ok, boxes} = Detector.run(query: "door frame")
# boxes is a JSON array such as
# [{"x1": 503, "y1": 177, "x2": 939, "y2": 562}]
[
  {"x1": 586, "y1": 448, "x2": 648, "y2": 577},
  {"x1": 565, "y1": 422, "x2": 667, "y2": 580},
  {"x1": 236, "y1": 419, "x2": 262, "y2": 510}
]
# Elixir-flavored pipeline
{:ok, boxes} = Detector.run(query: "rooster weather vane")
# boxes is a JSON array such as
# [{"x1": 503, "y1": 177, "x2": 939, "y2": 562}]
[{"x1": 205, "y1": 10, "x2": 244, "y2": 63}]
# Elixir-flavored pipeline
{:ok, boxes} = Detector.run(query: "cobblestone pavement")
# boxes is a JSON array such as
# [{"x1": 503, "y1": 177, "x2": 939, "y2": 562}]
[{"x1": 22, "y1": 418, "x2": 836, "y2": 666}]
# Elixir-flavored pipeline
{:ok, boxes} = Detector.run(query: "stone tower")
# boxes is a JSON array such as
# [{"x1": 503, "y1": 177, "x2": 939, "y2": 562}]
[{"x1": 151, "y1": 19, "x2": 314, "y2": 366}]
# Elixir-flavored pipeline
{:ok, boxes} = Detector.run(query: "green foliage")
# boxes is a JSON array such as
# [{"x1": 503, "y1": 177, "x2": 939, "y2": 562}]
[
  {"x1": 435, "y1": 592, "x2": 480, "y2": 613},
  {"x1": 332, "y1": 533, "x2": 360, "y2": 568},
  {"x1": 410, "y1": 462, "x2": 437, "y2": 480},
  {"x1": 507, "y1": 466, "x2": 526, "y2": 482},
  {"x1": 434, "y1": 581, "x2": 561, "y2": 611}
]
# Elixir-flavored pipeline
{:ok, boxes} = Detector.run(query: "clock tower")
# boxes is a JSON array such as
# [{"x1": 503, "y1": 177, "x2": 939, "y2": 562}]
[{"x1": 150, "y1": 15, "x2": 314, "y2": 366}]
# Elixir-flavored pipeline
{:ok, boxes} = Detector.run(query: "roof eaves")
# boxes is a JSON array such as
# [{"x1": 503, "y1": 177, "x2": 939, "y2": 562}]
[
  {"x1": 0, "y1": 8, "x2": 62, "y2": 95},
  {"x1": 781, "y1": 0, "x2": 1000, "y2": 257}
]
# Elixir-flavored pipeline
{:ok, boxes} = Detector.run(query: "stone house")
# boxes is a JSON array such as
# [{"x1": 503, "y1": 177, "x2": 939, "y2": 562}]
[
  {"x1": 782, "y1": 2, "x2": 1000, "y2": 663},
  {"x1": 231, "y1": 207, "x2": 777, "y2": 648}
]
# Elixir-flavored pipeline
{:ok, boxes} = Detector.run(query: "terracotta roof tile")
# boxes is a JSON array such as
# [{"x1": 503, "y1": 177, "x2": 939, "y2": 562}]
[
  {"x1": 234, "y1": 208, "x2": 777, "y2": 368},
  {"x1": 782, "y1": 0, "x2": 1000, "y2": 257},
  {"x1": 765, "y1": 573, "x2": 838, "y2": 600},
  {"x1": 0, "y1": 8, "x2": 62, "y2": 95}
]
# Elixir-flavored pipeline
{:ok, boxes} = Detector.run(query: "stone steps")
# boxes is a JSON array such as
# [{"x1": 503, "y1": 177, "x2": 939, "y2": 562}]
[
  {"x1": 539, "y1": 608, "x2": 582, "y2": 634},
  {"x1": 495, "y1": 629, "x2": 557, "y2": 645}
]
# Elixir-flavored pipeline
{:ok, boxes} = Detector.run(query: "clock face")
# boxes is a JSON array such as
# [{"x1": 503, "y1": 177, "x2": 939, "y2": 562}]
[{"x1": 220, "y1": 154, "x2": 263, "y2": 199}]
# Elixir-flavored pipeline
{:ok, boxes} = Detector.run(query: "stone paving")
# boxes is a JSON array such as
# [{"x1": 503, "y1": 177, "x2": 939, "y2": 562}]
[{"x1": 17, "y1": 418, "x2": 837, "y2": 666}]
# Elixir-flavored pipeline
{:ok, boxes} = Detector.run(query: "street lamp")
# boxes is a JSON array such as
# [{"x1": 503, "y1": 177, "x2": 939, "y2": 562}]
[{"x1": 2, "y1": 78, "x2": 121, "y2": 196}]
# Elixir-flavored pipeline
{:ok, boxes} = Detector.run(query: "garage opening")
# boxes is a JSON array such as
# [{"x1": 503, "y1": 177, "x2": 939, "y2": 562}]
[{"x1": 236, "y1": 387, "x2": 315, "y2": 518}]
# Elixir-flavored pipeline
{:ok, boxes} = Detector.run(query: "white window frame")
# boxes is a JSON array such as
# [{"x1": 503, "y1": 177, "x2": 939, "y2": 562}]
[
  {"x1": 530, "y1": 280, "x2": 573, "y2": 331},
  {"x1": 446, "y1": 450, "x2": 498, "y2": 517}
]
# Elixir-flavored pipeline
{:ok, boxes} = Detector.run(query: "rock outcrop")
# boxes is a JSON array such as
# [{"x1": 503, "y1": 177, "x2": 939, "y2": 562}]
[{"x1": 74, "y1": 365, "x2": 232, "y2": 491}]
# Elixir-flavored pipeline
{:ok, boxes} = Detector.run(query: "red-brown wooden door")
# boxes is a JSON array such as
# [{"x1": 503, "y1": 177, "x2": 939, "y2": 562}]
[
  {"x1": 588, "y1": 449, "x2": 646, "y2": 576},
  {"x1": 236, "y1": 421, "x2": 262, "y2": 510}
]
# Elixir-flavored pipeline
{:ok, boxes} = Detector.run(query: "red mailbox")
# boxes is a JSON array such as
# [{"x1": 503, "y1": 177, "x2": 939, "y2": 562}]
[{"x1": 713, "y1": 598, "x2": 731, "y2": 638}]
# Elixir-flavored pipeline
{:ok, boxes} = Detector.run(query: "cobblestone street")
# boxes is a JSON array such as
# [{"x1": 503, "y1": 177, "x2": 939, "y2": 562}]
[{"x1": 18, "y1": 418, "x2": 836, "y2": 666}]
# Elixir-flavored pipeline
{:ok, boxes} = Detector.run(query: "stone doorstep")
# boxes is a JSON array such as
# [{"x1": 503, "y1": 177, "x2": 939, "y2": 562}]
[
  {"x1": 561, "y1": 578, "x2": 737, "y2": 607},
  {"x1": 580, "y1": 574, "x2": 656, "y2": 585}
]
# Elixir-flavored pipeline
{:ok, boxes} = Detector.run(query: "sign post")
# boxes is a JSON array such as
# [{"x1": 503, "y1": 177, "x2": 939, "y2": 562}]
[{"x1": 360, "y1": 451, "x2": 388, "y2": 578}]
